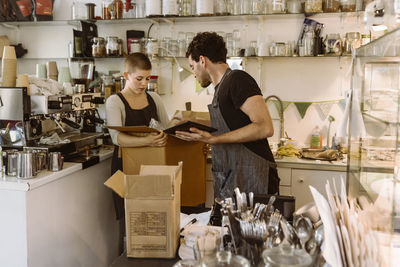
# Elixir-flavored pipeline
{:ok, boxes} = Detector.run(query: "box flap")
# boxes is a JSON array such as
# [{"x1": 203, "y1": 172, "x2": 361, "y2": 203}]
[
  {"x1": 107, "y1": 126, "x2": 159, "y2": 133},
  {"x1": 125, "y1": 174, "x2": 174, "y2": 199},
  {"x1": 104, "y1": 170, "x2": 125, "y2": 198}
]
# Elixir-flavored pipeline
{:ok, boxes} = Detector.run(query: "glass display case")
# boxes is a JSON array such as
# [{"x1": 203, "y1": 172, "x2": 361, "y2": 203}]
[{"x1": 347, "y1": 27, "x2": 400, "y2": 265}]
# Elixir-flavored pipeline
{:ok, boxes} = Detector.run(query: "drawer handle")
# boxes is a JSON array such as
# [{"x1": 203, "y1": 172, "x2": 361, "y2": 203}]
[{"x1": 298, "y1": 178, "x2": 304, "y2": 183}]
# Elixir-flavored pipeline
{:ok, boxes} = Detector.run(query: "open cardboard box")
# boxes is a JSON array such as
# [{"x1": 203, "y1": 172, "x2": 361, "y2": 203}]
[
  {"x1": 107, "y1": 110, "x2": 210, "y2": 206},
  {"x1": 105, "y1": 162, "x2": 182, "y2": 258}
]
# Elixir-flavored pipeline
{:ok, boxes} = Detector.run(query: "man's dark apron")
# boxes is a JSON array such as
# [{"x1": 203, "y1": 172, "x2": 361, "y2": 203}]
[
  {"x1": 111, "y1": 92, "x2": 158, "y2": 220},
  {"x1": 208, "y1": 69, "x2": 278, "y2": 200}
]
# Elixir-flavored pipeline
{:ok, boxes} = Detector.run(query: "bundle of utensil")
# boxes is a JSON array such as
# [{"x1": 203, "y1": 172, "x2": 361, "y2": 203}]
[{"x1": 215, "y1": 187, "x2": 325, "y2": 266}]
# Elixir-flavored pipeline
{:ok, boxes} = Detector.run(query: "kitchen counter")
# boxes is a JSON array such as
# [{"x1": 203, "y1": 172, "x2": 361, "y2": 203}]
[
  {"x1": 275, "y1": 156, "x2": 347, "y2": 172},
  {"x1": 0, "y1": 147, "x2": 114, "y2": 191}
]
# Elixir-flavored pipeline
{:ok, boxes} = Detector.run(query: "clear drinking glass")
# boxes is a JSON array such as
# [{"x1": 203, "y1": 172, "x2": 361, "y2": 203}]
[{"x1": 241, "y1": 0, "x2": 251, "y2": 14}]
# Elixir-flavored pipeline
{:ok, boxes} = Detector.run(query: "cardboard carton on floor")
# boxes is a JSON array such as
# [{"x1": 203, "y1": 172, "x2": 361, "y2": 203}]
[
  {"x1": 108, "y1": 111, "x2": 209, "y2": 206},
  {"x1": 105, "y1": 162, "x2": 182, "y2": 258}
]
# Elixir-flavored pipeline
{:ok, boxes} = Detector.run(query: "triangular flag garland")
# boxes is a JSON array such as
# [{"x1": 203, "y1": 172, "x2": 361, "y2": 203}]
[
  {"x1": 271, "y1": 100, "x2": 291, "y2": 115},
  {"x1": 294, "y1": 102, "x2": 312, "y2": 119},
  {"x1": 315, "y1": 102, "x2": 334, "y2": 120},
  {"x1": 266, "y1": 98, "x2": 345, "y2": 120}
]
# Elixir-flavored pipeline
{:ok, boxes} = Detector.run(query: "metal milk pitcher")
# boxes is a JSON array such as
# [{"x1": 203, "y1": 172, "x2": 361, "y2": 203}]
[
  {"x1": 17, "y1": 151, "x2": 37, "y2": 179},
  {"x1": 48, "y1": 152, "x2": 64, "y2": 172}
]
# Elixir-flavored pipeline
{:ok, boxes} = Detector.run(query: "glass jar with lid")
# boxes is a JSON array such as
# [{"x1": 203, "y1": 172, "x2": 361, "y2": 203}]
[
  {"x1": 106, "y1": 36, "x2": 119, "y2": 56},
  {"x1": 304, "y1": 0, "x2": 322, "y2": 13},
  {"x1": 146, "y1": 0, "x2": 162, "y2": 17},
  {"x1": 145, "y1": 38, "x2": 159, "y2": 57},
  {"x1": 196, "y1": 0, "x2": 214, "y2": 16},
  {"x1": 129, "y1": 38, "x2": 142, "y2": 54},
  {"x1": 163, "y1": 0, "x2": 179, "y2": 16},
  {"x1": 92, "y1": 37, "x2": 106, "y2": 57}
]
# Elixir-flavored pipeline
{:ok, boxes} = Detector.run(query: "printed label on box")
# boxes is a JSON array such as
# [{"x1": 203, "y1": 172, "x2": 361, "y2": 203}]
[{"x1": 129, "y1": 211, "x2": 167, "y2": 251}]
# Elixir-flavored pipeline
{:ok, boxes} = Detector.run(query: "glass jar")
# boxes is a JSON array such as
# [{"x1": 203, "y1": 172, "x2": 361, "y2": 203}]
[
  {"x1": 179, "y1": 0, "x2": 192, "y2": 16},
  {"x1": 168, "y1": 39, "x2": 179, "y2": 57},
  {"x1": 114, "y1": 0, "x2": 124, "y2": 19},
  {"x1": 340, "y1": 0, "x2": 356, "y2": 11},
  {"x1": 252, "y1": 0, "x2": 265, "y2": 14},
  {"x1": 117, "y1": 39, "x2": 123, "y2": 56},
  {"x1": 287, "y1": 0, "x2": 302, "y2": 13},
  {"x1": 146, "y1": 38, "x2": 159, "y2": 57},
  {"x1": 272, "y1": 0, "x2": 286, "y2": 13},
  {"x1": 163, "y1": 0, "x2": 179, "y2": 16},
  {"x1": 343, "y1": 32, "x2": 361, "y2": 54},
  {"x1": 114, "y1": 76, "x2": 125, "y2": 93},
  {"x1": 304, "y1": 0, "x2": 322, "y2": 12},
  {"x1": 102, "y1": 75, "x2": 114, "y2": 98},
  {"x1": 124, "y1": 0, "x2": 136, "y2": 18},
  {"x1": 241, "y1": 0, "x2": 251, "y2": 14},
  {"x1": 106, "y1": 36, "x2": 119, "y2": 56},
  {"x1": 147, "y1": 75, "x2": 158, "y2": 92},
  {"x1": 146, "y1": 0, "x2": 162, "y2": 17},
  {"x1": 323, "y1": 0, "x2": 340, "y2": 12},
  {"x1": 136, "y1": 0, "x2": 146, "y2": 17},
  {"x1": 71, "y1": 0, "x2": 86, "y2": 20},
  {"x1": 196, "y1": 0, "x2": 214, "y2": 16},
  {"x1": 129, "y1": 38, "x2": 142, "y2": 54},
  {"x1": 92, "y1": 37, "x2": 106, "y2": 57},
  {"x1": 325, "y1": 33, "x2": 342, "y2": 55},
  {"x1": 215, "y1": 0, "x2": 230, "y2": 15}
]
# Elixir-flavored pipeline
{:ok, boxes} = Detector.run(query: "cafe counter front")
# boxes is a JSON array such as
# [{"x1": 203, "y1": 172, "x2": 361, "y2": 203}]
[{"x1": 0, "y1": 148, "x2": 119, "y2": 267}]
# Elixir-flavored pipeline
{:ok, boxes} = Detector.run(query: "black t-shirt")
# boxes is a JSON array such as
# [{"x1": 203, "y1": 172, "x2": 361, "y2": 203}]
[{"x1": 216, "y1": 69, "x2": 275, "y2": 163}]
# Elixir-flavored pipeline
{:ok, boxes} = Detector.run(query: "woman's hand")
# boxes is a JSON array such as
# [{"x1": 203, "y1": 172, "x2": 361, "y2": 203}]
[{"x1": 146, "y1": 131, "x2": 168, "y2": 147}]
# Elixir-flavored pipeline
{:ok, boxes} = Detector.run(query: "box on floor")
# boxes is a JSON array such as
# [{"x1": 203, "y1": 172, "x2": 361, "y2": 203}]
[{"x1": 105, "y1": 162, "x2": 182, "y2": 258}]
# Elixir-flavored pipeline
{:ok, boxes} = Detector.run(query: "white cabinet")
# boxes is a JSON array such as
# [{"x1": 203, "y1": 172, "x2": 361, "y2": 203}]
[{"x1": 289, "y1": 169, "x2": 346, "y2": 209}]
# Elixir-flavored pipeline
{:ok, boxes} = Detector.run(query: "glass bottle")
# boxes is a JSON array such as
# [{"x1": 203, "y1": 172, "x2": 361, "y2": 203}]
[
  {"x1": 196, "y1": 0, "x2": 214, "y2": 16},
  {"x1": 114, "y1": 0, "x2": 124, "y2": 19},
  {"x1": 303, "y1": 31, "x2": 314, "y2": 56},
  {"x1": 179, "y1": 0, "x2": 192, "y2": 16},
  {"x1": 102, "y1": 0, "x2": 113, "y2": 19},
  {"x1": 163, "y1": 0, "x2": 179, "y2": 16}
]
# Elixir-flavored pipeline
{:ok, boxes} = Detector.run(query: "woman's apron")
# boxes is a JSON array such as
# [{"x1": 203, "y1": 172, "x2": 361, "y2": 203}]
[
  {"x1": 208, "y1": 69, "x2": 279, "y2": 200},
  {"x1": 111, "y1": 92, "x2": 158, "y2": 220}
]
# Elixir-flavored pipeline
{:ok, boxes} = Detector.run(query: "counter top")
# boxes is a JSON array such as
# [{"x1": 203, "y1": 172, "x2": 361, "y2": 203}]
[
  {"x1": 0, "y1": 147, "x2": 114, "y2": 192},
  {"x1": 275, "y1": 156, "x2": 347, "y2": 172}
]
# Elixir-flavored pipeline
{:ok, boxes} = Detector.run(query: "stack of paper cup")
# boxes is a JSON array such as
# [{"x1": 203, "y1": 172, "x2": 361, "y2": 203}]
[
  {"x1": 16, "y1": 74, "x2": 30, "y2": 94},
  {"x1": 1, "y1": 46, "x2": 17, "y2": 87},
  {"x1": 47, "y1": 61, "x2": 58, "y2": 81}
]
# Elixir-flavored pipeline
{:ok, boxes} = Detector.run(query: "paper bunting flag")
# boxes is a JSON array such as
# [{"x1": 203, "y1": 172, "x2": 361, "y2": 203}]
[
  {"x1": 269, "y1": 100, "x2": 291, "y2": 115},
  {"x1": 294, "y1": 102, "x2": 312, "y2": 119},
  {"x1": 315, "y1": 102, "x2": 334, "y2": 120}
]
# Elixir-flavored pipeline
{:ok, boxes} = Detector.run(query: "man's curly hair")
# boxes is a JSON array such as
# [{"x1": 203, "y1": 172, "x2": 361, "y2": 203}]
[{"x1": 186, "y1": 32, "x2": 227, "y2": 63}]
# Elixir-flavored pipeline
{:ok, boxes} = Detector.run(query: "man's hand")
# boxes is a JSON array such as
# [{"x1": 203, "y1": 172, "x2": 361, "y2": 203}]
[{"x1": 175, "y1": 127, "x2": 216, "y2": 144}]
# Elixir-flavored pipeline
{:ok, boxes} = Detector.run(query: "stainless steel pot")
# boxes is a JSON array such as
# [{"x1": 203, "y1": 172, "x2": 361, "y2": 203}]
[
  {"x1": 17, "y1": 151, "x2": 37, "y2": 179},
  {"x1": 48, "y1": 152, "x2": 64, "y2": 172}
]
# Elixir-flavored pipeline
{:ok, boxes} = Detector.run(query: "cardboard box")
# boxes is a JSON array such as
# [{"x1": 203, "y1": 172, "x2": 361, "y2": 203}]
[
  {"x1": 105, "y1": 162, "x2": 182, "y2": 258},
  {"x1": 108, "y1": 112, "x2": 208, "y2": 206}
]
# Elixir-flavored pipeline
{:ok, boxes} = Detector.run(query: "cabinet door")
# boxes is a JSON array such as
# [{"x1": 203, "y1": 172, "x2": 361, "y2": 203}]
[{"x1": 291, "y1": 169, "x2": 346, "y2": 209}]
